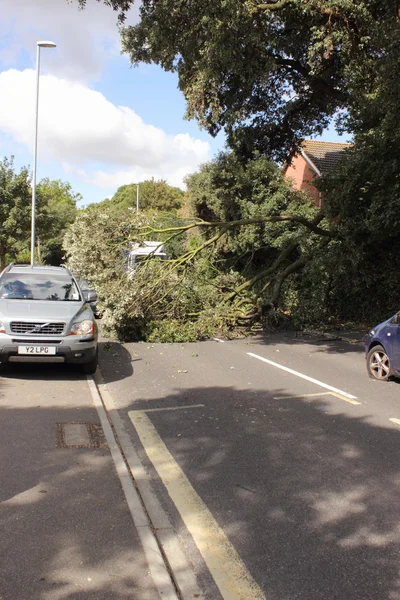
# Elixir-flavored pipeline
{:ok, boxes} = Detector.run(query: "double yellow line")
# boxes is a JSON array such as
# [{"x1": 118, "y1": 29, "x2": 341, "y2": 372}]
[{"x1": 129, "y1": 405, "x2": 266, "y2": 600}]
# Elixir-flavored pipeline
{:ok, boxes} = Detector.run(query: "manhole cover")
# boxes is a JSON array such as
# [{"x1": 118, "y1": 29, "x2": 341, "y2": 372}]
[{"x1": 56, "y1": 422, "x2": 107, "y2": 448}]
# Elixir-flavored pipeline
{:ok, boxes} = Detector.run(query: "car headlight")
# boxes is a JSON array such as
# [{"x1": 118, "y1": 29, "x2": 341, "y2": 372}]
[
  {"x1": 0, "y1": 321, "x2": 5, "y2": 334},
  {"x1": 70, "y1": 319, "x2": 95, "y2": 335}
]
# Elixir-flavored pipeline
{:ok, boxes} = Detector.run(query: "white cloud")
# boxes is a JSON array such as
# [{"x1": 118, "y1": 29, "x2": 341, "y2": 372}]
[
  {"x1": 65, "y1": 163, "x2": 195, "y2": 191},
  {"x1": 0, "y1": 69, "x2": 210, "y2": 189},
  {"x1": 0, "y1": 0, "x2": 137, "y2": 82},
  {"x1": 0, "y1": 0, "x2": 214, "y2": 194}
]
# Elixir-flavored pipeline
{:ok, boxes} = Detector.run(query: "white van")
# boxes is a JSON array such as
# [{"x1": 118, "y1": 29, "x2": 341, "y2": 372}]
[{"x1": 126, "y1": 241, "x2": 167, "y2": 273}]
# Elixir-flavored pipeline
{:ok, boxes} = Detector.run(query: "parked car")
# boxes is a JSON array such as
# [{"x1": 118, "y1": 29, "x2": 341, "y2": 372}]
[
  {"x1": 0, "y1": 263, "x2": 98, "y2": 373},
  {"x1": 365, "y1": 312, "x2": 400, "y2": 380}
]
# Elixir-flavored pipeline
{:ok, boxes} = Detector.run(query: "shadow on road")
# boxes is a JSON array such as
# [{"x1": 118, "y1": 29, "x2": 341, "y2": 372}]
[
  {"x1": 126, "y1": 385, "x2": 400, "y2": 600},
  {"x1": 245, "y1": 329, "x2": 368, "y2": 355},
  {"x1": 98, "y1": 340, "x2": 135, "y2": 382},
  {"x1": 0, "y1": 401, "x2": 158, "y2": 600},
  {"x1": 0, "y1": 362, "x2": 87, "y2": 381}
]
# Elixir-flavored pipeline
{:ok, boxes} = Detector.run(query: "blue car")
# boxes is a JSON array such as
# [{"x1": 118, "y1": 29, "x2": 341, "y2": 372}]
[{"x1": 365, "y1": 313, "x2": 400, "y2": 380}]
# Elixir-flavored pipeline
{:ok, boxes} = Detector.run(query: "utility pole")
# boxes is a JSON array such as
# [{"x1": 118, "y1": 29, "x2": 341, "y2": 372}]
[{"x1": 136, "y1": 183, "x2": 139, "y2": 213}]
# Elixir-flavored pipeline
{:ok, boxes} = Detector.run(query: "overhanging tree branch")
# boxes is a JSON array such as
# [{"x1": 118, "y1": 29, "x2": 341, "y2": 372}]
[
  {"x1": 254, "y1": 0, "x2": 293, "y2": 10},
  {"x1": 273, "y1": 57, "x2": 349, "y2": 103},
  {"x1": 270, "y1": 237, "x2": 331, "y2": 307},
  {"x1": 225, "y1": 238, "x2": 300, "y2": 302},
  {"x1": 140, "y1": 211, "x2": 334, "y2": 240}
]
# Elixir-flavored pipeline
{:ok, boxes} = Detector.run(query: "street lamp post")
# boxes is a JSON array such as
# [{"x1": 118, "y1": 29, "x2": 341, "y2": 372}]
[{"x1": 31, "y1": 40, "x2": 56, "y2": 266}]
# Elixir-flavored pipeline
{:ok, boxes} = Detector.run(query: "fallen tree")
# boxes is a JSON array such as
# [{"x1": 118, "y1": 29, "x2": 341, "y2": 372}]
[{"x1": 64, "y1": 155, "x2": 338, "y2": 341}]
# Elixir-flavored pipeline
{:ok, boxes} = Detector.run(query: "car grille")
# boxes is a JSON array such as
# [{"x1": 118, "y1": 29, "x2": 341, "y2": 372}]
[{"x1": 10, "y1": 322, "x2": 65, "y2": 335}]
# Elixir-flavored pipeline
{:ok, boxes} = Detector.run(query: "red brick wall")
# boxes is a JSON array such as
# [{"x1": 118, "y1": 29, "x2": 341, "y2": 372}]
[{"x1": 284, "y1": 155, "x2": 321, "y2": 207}]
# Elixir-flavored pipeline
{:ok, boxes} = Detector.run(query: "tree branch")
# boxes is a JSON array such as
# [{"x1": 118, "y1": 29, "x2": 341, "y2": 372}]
[
  {"x1": 140, "y1": 211, "x2": 334, "y2": 239},
  {"x1": 224, "y1": 224, "x2": 332, "y2": 311},
  {"x1": 273, "y1": 56, "x2": 349, "y2": 103},
  {"x1": 254, "y1": 0, "x2": 293, "y2": 9},
  {"x1": 225, "y1": 238, "x2": 299, "y2": 302},
  {"x1": 269, "y1": 236, "x2": 331, "y2": 309}
]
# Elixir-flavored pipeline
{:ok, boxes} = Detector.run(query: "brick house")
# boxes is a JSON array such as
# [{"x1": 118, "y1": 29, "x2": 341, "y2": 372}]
[{"x1": 283, "y1": 140, "x2": 351, "y2": 207}]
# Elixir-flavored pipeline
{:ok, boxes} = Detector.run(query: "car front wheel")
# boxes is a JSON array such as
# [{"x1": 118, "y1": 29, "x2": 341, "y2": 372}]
[{"x1": 367, "y1": 345, "x2": 392, "y2": 381}]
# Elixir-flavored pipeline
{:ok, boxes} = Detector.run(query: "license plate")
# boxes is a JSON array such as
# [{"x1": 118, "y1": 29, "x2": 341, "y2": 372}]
[{"x1": 18, "y1": 346, "x2": 57, "y2": 355}]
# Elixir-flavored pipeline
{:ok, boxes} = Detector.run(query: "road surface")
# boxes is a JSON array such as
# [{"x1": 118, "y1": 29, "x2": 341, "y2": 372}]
[{"x1": 3, "y1": 329, "x2": 400, "y2": 600}]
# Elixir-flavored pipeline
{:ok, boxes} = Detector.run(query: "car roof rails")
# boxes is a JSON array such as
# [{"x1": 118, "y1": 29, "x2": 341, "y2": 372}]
[
  {"x1": 3, "y1": 263, "x2": 38, "y2": 272},
  {"x1": 7, "y1": 263, "x2": 32, "y2": 269},
  {"x1": 2, "y1": 263, "x2": 15, "y2": 274}
]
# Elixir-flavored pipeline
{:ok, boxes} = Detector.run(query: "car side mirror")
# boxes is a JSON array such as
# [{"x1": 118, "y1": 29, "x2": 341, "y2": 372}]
[{"x1": 83, "y1": 290, "x2": 97, "y2": 302}]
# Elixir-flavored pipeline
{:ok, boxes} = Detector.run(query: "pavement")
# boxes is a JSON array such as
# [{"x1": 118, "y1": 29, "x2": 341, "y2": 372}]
[{"x1": 0, "y1": 363, "x2": 179, "y2": 600}]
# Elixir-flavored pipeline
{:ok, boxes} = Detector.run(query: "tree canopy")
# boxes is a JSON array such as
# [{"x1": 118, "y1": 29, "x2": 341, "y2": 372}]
[
  {"x1": 81, "y1": 0, "x2": 400, "y2": 160},
  {"x1": 0, "y1": 157, "x2": 31, "y2": 270},
  {"x1": 91, "y1": 179, "x2": 185, "y2": 215},
  {"x1": 0, "y1": 157, "x2": 79, "y2": 268},
  {"x1": 35, "y1": 178, "x2": 80, "y2": 264}
]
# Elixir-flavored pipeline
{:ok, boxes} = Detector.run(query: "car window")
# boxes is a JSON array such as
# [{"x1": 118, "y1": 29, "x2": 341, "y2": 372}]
[{"x1": 0, "y1": 274, "x2": 82, "y2": 301}]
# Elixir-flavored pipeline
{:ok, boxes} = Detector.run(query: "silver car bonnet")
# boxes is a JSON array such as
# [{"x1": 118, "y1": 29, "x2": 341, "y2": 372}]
[{"x1": 0, "y1": 300, "x2": 91, "y2": 322}]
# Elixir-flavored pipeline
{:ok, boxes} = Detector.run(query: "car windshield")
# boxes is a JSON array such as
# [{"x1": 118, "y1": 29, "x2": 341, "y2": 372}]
[{"x1": 0, "y1": 274, "x2": 82, "y2": 301}]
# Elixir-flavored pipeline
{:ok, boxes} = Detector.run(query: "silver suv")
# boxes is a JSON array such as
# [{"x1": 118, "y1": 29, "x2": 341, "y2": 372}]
[{"x1": 0, "y1": 264, "x2": 98, "y2": 373}]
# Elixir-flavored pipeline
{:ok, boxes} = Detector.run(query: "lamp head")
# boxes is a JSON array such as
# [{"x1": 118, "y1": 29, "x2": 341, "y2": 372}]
[{"x1": 37, "y1": 41, "x2": 57, "y2": 48}]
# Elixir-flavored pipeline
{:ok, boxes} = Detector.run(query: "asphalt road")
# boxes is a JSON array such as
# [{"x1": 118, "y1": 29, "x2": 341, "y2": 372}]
[
  {"x1": 98, "y1": 330, "x2": 400, "y2": 600},
  {"x1": 2, "y1": 330, "x2": 400, "y2": 600}
]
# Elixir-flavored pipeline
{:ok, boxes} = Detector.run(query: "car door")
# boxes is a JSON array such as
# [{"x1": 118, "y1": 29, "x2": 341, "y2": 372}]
[{"x1": 383, "y1": 315, "x2": 400, "y2": 373}]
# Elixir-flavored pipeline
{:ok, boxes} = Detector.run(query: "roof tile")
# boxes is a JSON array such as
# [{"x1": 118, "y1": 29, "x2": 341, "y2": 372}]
[{"x1": 301, "y1": 140, "x2": 352, "y2": 175}]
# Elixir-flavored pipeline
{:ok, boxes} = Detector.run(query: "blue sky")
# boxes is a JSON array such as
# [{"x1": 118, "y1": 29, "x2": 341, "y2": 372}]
[{"x1": 0, "y1": 0, "x2": 347, "y2": 208}]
